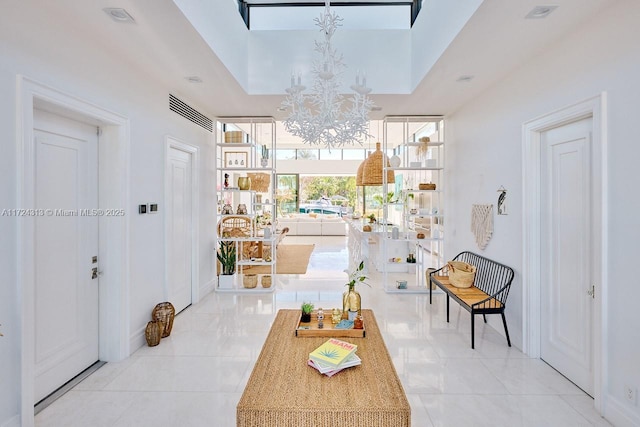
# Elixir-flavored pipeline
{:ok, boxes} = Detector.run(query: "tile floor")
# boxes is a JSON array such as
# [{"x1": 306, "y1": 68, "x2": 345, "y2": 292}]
[{"x1": 36, "y1": 236, "x2": 611, "y2": 426}]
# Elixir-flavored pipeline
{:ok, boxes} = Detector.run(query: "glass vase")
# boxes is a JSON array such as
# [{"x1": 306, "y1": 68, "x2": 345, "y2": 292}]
[{"x1": 342, "y1": 288, "x2": 361, "y2": 320}]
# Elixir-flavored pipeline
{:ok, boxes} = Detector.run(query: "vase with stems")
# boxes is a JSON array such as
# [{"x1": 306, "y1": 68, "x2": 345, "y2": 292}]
[{"x1": 342, "y1": 261, "x2": 369, "y2": 320}]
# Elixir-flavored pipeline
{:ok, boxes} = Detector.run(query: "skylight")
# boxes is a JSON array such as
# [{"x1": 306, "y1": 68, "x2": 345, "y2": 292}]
[
  {"x1": 249, "y1": 5, "x2": 411, "y2": 30},
  {"x1": 239, "y1": 1, "x2": 421, "y2": 30}
]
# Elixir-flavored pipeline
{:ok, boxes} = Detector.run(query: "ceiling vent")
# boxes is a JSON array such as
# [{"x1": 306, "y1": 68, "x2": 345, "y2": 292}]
[{"x1": 169, "y1": 94, "x2": 213, "y2": 133}]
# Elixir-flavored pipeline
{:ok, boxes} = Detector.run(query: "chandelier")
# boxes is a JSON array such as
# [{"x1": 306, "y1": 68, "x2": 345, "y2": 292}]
[{"x1": 281, "y1": 1, "x2": 374, "y2": 150}]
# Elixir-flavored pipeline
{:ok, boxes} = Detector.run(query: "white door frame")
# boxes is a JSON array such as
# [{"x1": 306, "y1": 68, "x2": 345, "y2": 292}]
[
  {"x1": 164, "y1": 136, "x2": 200, "y2": 305},
  {"x1": 522, "y1": 94, "x2": 607, "y2": 412},
  {"x1": 17, "y1": 76, "x2": 131, "y2": 426}
]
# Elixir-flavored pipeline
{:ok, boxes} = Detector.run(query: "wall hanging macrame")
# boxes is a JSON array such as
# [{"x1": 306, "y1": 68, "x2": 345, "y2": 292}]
[{"x1": 471, "y1": 204, "x2": 494, "y2": 250}]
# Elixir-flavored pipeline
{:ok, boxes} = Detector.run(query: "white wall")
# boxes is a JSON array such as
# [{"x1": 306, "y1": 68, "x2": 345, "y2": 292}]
[
  {"x1": 445, "y1": 1, "x2": 640, "y2": 425},
  {"x1": 0, "y1": 6, "x2": 216, "y2": 426}
]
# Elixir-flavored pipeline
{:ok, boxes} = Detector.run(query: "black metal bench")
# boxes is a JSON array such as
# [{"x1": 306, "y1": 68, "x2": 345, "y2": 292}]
[{"x1": 429, "y1": 251, "x2": 514, "y2": 349}]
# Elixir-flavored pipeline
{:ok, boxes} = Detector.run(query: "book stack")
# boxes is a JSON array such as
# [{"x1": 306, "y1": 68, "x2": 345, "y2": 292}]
[{"x1": 308, "y1": 338, "x2": 361, "y2": 377}]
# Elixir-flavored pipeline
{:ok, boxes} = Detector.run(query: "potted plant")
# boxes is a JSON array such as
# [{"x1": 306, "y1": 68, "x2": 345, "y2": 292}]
[
  {"x1": 300, "y1": 301, "x2": 314, "y2": 323},
  {"x1": 343, "y1": 261, "x2": 369, "y2": 320},
  {"x1": 216, "y1": 241, "x2": 236, "y2": 289}
]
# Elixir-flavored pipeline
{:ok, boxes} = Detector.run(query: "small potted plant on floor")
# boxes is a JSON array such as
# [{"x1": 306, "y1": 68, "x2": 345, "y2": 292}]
[
  {"x1": 300, "y1": 301, "x2": 314, "y2": 323},
  {"x1": 216, "y1": 241, "x2": 236, "y2": 289}
]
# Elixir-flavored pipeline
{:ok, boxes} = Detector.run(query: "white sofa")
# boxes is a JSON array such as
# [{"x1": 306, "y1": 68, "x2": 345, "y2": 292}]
[{"x1": 277, "y1": 213, "x2": 346, "y2": 236}]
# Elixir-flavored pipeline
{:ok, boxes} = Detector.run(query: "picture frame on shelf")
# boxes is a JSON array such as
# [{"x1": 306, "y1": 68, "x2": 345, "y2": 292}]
[{"x1": 224, "y1": 151, "x2": 248, "y2": 168}]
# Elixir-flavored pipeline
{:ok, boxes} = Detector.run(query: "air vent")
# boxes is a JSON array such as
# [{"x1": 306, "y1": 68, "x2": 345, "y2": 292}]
[{"x1": 169, "y1": 94, "x2": 213, "y2": 132}]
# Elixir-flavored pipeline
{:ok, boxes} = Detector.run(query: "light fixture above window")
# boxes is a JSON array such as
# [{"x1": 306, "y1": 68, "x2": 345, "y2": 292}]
[{"x1": 280, "y1": 1, "x2": 375, "y2": 151}]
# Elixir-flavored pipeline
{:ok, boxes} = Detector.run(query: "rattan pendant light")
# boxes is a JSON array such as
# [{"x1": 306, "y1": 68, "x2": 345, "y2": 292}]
[
  {"x1": 362, "y1": 142, "x2": 395, "y2": 186},
  {"x1": 355, "y1": 150, "x2": 372, "y2": 186}
]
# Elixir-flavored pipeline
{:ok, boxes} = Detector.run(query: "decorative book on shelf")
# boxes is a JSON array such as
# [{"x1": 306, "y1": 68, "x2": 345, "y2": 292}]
[{"x1": 309, "y1": 338, "x2": 358, "y2": 368}]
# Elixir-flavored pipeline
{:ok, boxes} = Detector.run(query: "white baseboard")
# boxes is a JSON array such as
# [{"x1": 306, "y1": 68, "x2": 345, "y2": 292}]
[
  {"x1": 605, "y1": 395, "x2": 640, "y2": 427},
  {"x1": 129, "y1": 324, "x2": 146, "y2": 355},
  {"x1": 199, "y1": 278, "x2": 216, "y2": 298},
  {"x1": 1, "y1": 414, "x2": 20, "y2": 427}
]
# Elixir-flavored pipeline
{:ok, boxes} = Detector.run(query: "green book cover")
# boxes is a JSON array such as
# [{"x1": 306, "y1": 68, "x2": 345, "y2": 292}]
[{"x1": 309, "y1": 338, "x2": 358, "y2": 367}]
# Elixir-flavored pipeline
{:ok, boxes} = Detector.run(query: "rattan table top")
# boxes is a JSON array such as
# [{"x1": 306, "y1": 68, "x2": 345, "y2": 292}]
[{"x1": 236, "y1": 309, "x2": 410, "y2": 427}]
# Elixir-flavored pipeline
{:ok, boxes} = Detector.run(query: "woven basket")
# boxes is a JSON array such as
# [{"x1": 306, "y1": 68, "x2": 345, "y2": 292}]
[
  {"x1": 362, "y1": 142, "x2": 394, "y2": 186},
  {"x1": 243, "y1": 274, "x2": 258, "y2": 288},
  {"x1": 447, "y1": 261, "x2": 476, "y2": 288},
  {"x1": 261, "y1": 275, "x2": 272, "y2": 288},
  {"x1": 145, "y1": 320, "x2": 163, "y2": 347},
  {"x1": 218, "y1": 216, "x2": 252, "y2": 238},
  {"x1": 419, "y1": 183, "x2": 436, "y2": 190},
  {"x1": 355, "y1": 151, "x2": 372, "y2": 186},
  {"x1": 152, "y1": 302, "x2": 175, "y2": 337},
  {"x1": 247, "y1": 173, "x2": 270, "y2": 193}
]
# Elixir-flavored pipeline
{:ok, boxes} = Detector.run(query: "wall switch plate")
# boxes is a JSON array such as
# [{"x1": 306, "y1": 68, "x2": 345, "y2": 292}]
[
  {"x1": 138, "y1": 204, "x2": 147, "y2": 214},
  {"x1": 149, "y1": 203, "x2": 158, "y2": 213}
]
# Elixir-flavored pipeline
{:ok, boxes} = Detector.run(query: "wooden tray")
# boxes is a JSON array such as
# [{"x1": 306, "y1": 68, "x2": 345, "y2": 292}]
[{"x1": 295, "y1": 311, "x2": 366, "y2": 338}]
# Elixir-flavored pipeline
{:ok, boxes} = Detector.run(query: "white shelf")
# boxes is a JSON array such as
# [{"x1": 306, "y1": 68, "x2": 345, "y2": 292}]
[
  {"x1": 402, "y1": 141, "x2": 444, "y2": 147},
  {"x1": 216, "y1": 142, "x2": 258, "y2": 148},
  {"x1": 388, "y1": 167, "x2": 444, "y2": 171}
]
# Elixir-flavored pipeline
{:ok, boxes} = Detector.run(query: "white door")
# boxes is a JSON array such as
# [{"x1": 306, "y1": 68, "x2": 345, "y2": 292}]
[
  {"x1": 167, "y1": 147, "x2": 193, "y2": 313},
  {"x1": 540, "y1": 117, "x2": 594, "y2": 395},
  {"x1": 33, "y1": 110, "x2": 99, "y2": 403}
]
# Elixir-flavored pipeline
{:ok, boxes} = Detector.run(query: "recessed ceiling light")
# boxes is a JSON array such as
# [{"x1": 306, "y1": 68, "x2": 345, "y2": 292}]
[
  {"x1": 456, "y1": 75, "x2": 474, "y2": 82},
  {"x1": 185, "y1": 76, "x2": 203, "y2": 83},
  {"x1": 525, "y1": 5, "x2": 558, "y2": 19},
  {"x1": 371, "y1": 106, "x2": 383, "y2": 112},
  {"x1": 103, "y1": 8, "x2": 135, "y2": 23},
  {"x1": 277, "y1": 107, "x2": 287, "y2": 112}
]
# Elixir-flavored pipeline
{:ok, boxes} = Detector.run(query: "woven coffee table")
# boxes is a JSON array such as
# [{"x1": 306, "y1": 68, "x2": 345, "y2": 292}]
[{"x1": 237, "y1": 309, "x2": 410, "y2": 427}]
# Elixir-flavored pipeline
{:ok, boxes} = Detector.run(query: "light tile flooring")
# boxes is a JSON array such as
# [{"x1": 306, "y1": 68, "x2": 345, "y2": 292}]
[{"x1": 36, "y1": 236, "x2": 611, "y2": 426}]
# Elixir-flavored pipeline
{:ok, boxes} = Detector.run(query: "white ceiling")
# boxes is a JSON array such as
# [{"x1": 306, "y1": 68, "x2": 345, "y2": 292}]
[{"x1": 6, "y1": 0, "x2": 614, "y2": 122}]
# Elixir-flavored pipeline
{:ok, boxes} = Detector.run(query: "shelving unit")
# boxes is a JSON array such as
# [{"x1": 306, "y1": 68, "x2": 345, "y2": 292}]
[
  {"x1": 215, "y1": 117, "x2": 277, "y2": 292},
  {"x1": 380, "y1": 116, "x2": 445, "y2": 293}
]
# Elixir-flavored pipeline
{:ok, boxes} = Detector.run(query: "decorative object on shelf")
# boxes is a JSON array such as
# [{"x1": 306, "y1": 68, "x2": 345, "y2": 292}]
[
  {"x1": 416, "y1": 232, "x2": 425, "y2": 239},
  {"x1": 145, "y1": 320, "x2": 163, "y2": 347},
  {"x1": 396, "y1": 280, "x2": 407, "y2": 290},
  {"x1": 331, "y1": 308, "x2": 342, "y2": 324},
  {"x1": 152, "y1": 302, "x2": 175, "y2": 338},
  {"x1": 221, "y1": 203, "x2": 233, "y2": 215},
  {"x1": 410, "y1": 208, "x2": 418, "y2": 215},
  {"x1": 256, "y1": 194, "x2": 262, "y2": 204},
  {"x1": 409, "y1": 161, "x2": 422, "y2": 168},
  {"x1": 417, "y1": 136, "x2": 430, "y2": 158},
  {"x1": 237, "y1": 176, "x2": 251, "y2": 190},
  {"x1": 218, "y1": 216, "x2": 251, "y2": 238},
  {"x1": 224, "y1": 130, "x2": 244, "y2": 143},
  {"x1": 391, "y1": 226, "x2": 399, "y2": 239},
  {"x1": 362, "y1": 142, "x2": 395, "y2": 186},
  {"x1": 446, "y1": 261, "x2": 476, "y2": 288},
  {"x1": 497, "y1": 186, "x2": 508, "y2": 215},
  {"x1": 263, "y1": 244, "x2": 272, "y2": 262},
  {"x1": 471, "y1": 204, "x2": 494, "y2": 250},
  {"x1": 317, "y1": 307, "x2": 324, "y2": 329},
  {"x1": 419, "y1": 182, "x2": 436, "y2": 190},
  {"x1": 243, "y1": 274, "x2": 258, "y2": 288},
  {"x1": 362, "y1": 225, "x2": 372, "y2": 232},
  {"x1": 367, "y1": 213, "x2": 376, "y2": 223},
  {"x1": 225, "y1": 151, "x2": 248, "y2": 168},
  {"x1": 389, "y1": 155, "x2": 401, "y2": 168},
  {"x1": 343, "y1": 260, "x2": 369, "y2": 320},
  {"x1": 236, "y1": 203, "x2": 248, "y2": 215},
  {"x1": 301, "y1": 302, "x2": 314, "y2": 323},
  {"x1": 217, "y1": 241, "x2": 237, "y2": 275},
  {"x1": 247, "y1": 173, "x2": 270, "y2": 193},
  {"x1": 224, "y1": 173, "x2": 229, "y2": 188},
  {"x1": 280, "y1": 1, "x2": 374, "y2": 150},
  {"x1": 261, "y1": 144, "x2": 269, "y2": 167},
  {"x1": 261, "y1": 275, "x2": 272, "y2": 288},
  {"x1": 406, "y1": 253, "x2": 416, "y2": 264}
]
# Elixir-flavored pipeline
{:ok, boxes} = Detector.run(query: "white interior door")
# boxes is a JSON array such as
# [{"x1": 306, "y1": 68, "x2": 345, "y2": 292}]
[
  {"x1": 167, "y1": 147, "x2": 193, "y2": 313},
  {"x1": 33, "y1": 110, "x2": 99, "y2": 403},
  {"x1": 540, "y1": 117, "x2": 594, "y2": 395}
]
